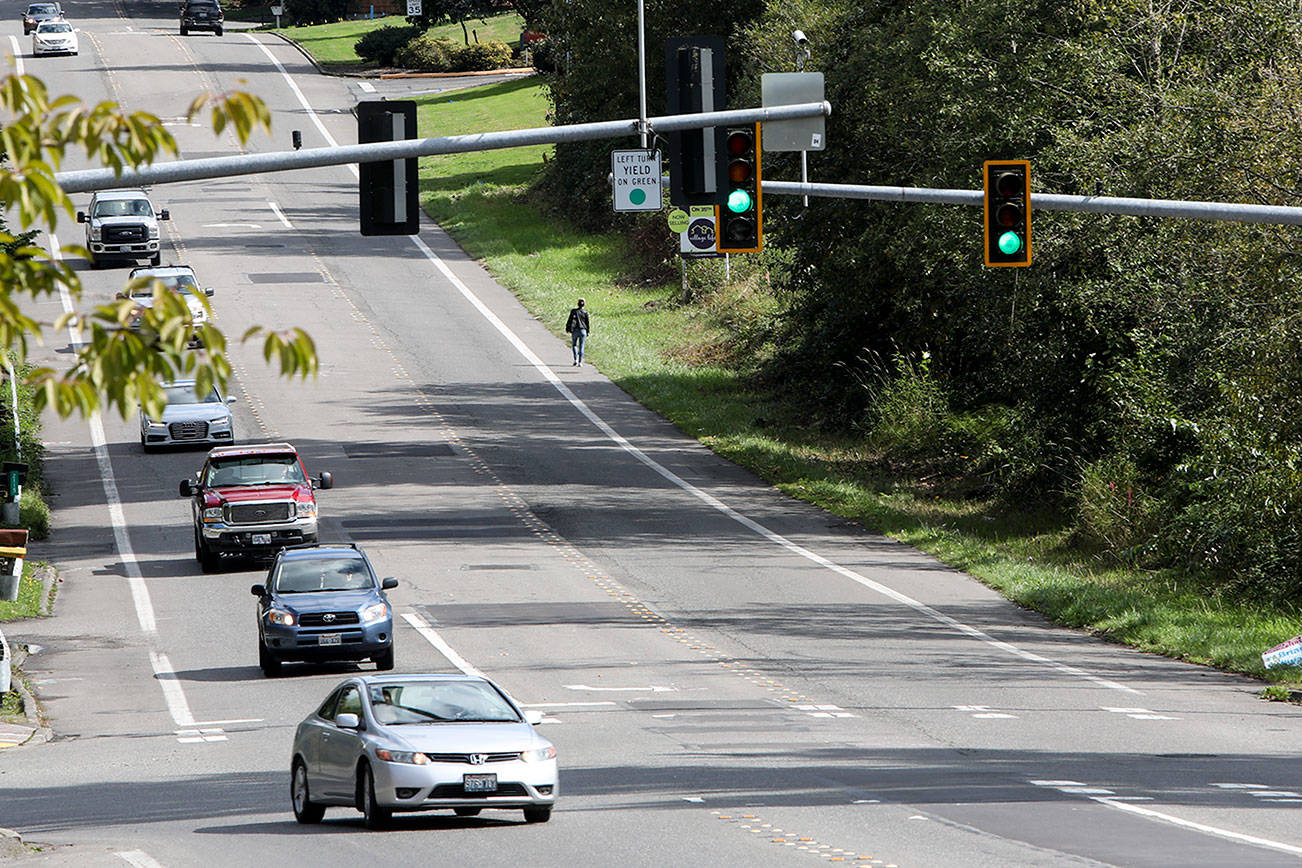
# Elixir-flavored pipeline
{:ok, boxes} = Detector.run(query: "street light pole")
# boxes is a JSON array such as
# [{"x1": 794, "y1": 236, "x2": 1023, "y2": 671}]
[{"x1": 637, "y1": 0, "x2": 648, "y2": 148}]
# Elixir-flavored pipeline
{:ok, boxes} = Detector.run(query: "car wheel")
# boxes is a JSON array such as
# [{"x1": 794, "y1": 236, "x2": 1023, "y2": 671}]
[
  {"x1": 358, "y1": 764, "x2": 391, "y2": 830},
  {"x1": 180, "y1": 26, "x2": 188, "y2": 34},
  {"x1": 194, "y1": 528, "x2": 220, "y2": 573},
  {"x1": 141, "y1": 435, "x2": 154, "y2": 453},
  {"x1": 454, "y1": 807, "x2": 481, "y2": 817},
  {"x1": 150, "y1": 253, "x2": 161, "y2": 266},
  {"x1": 373, "y1": 647, "x2": 395, "y2": 671},
  {"x1": 258, "y1": 642, "x2": 281, "y2": 678},
  {"x1": 291, "y1": 760, "x2": 325, "y2": 824},
  {"x1": 89, "y1": 256, "x2": 102, "y2": 270},
  {"x1": 215, "y1": 26, "x2": 223, "y2": 35},
  {"x1": 523, "y1": 806, "x2": 552, "y2": 823}
]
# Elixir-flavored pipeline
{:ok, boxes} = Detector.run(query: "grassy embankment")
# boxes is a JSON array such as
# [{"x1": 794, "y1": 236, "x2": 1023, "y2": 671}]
[
  {"x1": 289, "y1": 24, "x2": 1302, "y2": 687},
  {"x1": 276, "y1": 13, "x2": 523, "y2": 72}
]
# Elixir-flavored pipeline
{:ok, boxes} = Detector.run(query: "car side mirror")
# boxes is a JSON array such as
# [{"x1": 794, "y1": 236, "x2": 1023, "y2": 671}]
[
  {"x1": 76, "y1": 211, "x2": 86, "y2": 223},
  {"x1": 204, "y1": 287, "x2": 214, "y2": 297},
  {"x1": 335, "y1": 713, "x2": 360, "y2": 730},
  {"x1": 115, "y1": 291, "x2": 127, "y2": 300},
  {"x1": 381, "y1": 577, "x2": 398, "y2": 590},
  {"x1": 179, "y1": 479, "x2": 194, "y2": 497},
  {"x1": 524, "y1": 710, "x2": 544, "y2": 725},
  {"x1": 316, "y1": 471, "x2": 333, "y2": 490},
  {"x1": 159, "y1": 209, "x2": 170, "y2": 221},
  {"x1": 226, "y1": 396, "x2": 237, "y2": 405},
  {"x1": 250, "y1": 583, "x2": 265, "y2": 597}
]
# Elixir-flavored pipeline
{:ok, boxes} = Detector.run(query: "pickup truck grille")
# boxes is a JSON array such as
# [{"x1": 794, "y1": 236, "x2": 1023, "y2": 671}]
[
  {"x1": 168, "y1": 420, "x2": 209, "y2": 440},
  {"x1": 103, "y1": 224, "x2": 147, "y2": 243},
  {"x1": 299, "y1": 611, "x2": 360, "y2": 627},
  {"x1": 227, "y1": 502, "x2": 291, "y2": 524}
]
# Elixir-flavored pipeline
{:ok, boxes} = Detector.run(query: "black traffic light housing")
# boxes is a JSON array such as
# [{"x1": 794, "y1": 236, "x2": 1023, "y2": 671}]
[
  {"x1": 665, "y1": 37, "x2": 727, "y2": 208},
  {"x1": 358, "y1": 100, "x2": 419, "y2": 236},
  {"x1": 715, "y1": 123, "x2": 763, "y2": 253},
  {"x1": 983, "y1": 159, "x2": 1031, "y2": 266}
]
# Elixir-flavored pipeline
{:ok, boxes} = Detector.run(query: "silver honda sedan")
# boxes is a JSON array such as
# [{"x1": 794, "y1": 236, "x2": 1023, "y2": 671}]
[{"x1": 290, "y1": 674, "x2": 558, "y2": 828}]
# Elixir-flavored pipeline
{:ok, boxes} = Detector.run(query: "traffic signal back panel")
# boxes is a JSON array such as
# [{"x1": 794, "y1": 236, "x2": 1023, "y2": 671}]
[{"x1": 983, "y1": 159, "x2": 1031, "y2": 267}]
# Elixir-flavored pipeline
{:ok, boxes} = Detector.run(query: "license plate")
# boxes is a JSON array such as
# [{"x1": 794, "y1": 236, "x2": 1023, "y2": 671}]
[
  {"x1": 251, "y1": 533, "x2": 271, "y2": 545},
  {"x1": 318, "y1": 633, "x2": 342, "y2": 646},
  {"x1": 463, "y1": 773, "x2": 497, "y2": 793}
]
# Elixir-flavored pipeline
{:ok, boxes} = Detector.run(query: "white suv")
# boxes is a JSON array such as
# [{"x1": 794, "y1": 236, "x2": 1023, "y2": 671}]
[{"x1": 77, "y1": 189, "x2": 169, "y2": 269}]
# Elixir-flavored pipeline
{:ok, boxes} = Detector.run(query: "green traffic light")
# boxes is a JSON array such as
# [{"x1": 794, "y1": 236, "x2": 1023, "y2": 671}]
[
  {"x1": 997, "y1": 231, "x2": 1023, "y2": 255},
  {"x1": 727, "y1": 189, "x2": 753, "y2": 213}
]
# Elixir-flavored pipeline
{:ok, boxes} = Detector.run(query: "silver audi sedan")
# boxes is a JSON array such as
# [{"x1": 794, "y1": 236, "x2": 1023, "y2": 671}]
[
  {"x1": 139, "y1": 380, "x2": 235, "y2": 451},
  {"x1": 291, "y1": 674, "x2": 558, "y2": 828}
]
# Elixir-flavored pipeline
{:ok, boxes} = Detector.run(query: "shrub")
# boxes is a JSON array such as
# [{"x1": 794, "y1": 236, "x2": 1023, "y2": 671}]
[
  {"x1": 395, "y1": 33, "x2": 456, "y2": 71},
  {"x1": 1075, "y1": 454, "x2": 1163, "y2": 562},
  {"x1": 354, "y1": 25, "x2": 419, "y2": 66},
  {"x1": 285, "y1": 0, "x2": 346, "y2": 26},
  {"x1": 19, "y1": 486, "x2": 49, "y2": 540},
  {"x1": 450, "y1": 40, "x2": 514, "y2": 72}
]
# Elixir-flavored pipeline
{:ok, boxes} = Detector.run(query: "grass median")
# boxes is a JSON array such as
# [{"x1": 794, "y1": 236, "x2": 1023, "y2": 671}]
[
  {"x1": 274, "y1": 12, "x2": 523, "y2": 72},
  {"x1": 277, "y1": 20, "x2": 1302, "y2": 687}
]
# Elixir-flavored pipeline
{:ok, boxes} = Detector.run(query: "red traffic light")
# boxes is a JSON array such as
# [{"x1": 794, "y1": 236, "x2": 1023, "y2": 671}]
[{"x1": 727, "y1": 131, "x2": 752, "y2": 155}]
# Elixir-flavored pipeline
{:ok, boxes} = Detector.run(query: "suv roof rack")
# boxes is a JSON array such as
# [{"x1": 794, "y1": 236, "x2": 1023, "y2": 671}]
[{"x1": 275, "y1": 541, "x2": 361, "y2": 554}]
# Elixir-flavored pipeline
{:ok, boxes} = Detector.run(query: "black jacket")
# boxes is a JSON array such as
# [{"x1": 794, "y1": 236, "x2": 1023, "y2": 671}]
[{"x1": 566, "y1": 307, "x2": 590, "y2": 333}]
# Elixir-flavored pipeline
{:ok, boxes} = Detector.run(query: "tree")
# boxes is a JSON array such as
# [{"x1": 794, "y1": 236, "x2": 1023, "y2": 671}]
[
  {"x1": 0, "y1": 73, "x2": 317, "y2": 421},
  {"x1": 408, "y1": 0, "x2": 500, "y2": 43}
]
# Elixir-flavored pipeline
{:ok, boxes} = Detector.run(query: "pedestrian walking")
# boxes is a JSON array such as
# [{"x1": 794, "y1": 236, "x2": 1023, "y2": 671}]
[{"x1": 565, "y1": 298, "x2": 590, "y2": 366}]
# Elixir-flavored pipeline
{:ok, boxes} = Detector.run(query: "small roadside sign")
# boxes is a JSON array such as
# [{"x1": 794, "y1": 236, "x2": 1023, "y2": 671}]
[
  {"x1": 666, "y1": 209, "x2": 690, "y2": 234},
  {"x1": 405, "y1": 0, "x2": 421, "y2": 15},
  {"x1": 612, "y1": 149, "x2": 663, "y2": 212},
  {"x1": 1263, "y1": 635, "x2": 1302, "y2": 669},
  {"x1": 680, "y1": 205, "x2": 716, "y2": 254}
]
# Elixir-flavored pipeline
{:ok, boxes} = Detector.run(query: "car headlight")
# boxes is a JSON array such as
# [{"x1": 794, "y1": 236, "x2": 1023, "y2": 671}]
[
  {"x1": 89, "y1": 225, "x2": 101, "y2": 240},
  {"x1": 148, "y1": 225, "x2": 160, "y2": 240},
  {"x1": 202, "y1": 506, "x2": 223, "y2": 523},
  {"x1": 376, "y1": 749, "x2": 428, "y2": 765},
  {"x1": 207, "y1": 416, "x2": 230, "y2": 429},
  {"x1": 266, "y1": 608, "x2": 295, "y2": 626},
  {"x1": 521, "y1": 745, "x2": 556, "y2": 762},
  {"x1": 295, "y1": 501, "x2": 316, "y2": 519},
  {"x1": 144, "y1": 419, "x2": 166, "y2": 431},
  {"x1": 359, "y1": 601, "x2": 389, "y2": 624}
]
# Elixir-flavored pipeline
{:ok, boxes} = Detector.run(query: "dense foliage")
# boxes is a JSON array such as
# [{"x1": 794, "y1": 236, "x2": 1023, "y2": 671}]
[{"x1": 531, "y1": 0, "x2": 1302, "y2": 601}]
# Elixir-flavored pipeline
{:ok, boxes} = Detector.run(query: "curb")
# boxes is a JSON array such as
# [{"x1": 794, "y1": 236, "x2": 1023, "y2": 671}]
[
  {"x1": 0, "y1": 827, "x2": 25, "y2": 858},
  {"x1": 378, "y1": 67, "x2": 535, "y2": 80},
  {"x1": 9, "y1": 647, "x2": 51, "y2": 746}
]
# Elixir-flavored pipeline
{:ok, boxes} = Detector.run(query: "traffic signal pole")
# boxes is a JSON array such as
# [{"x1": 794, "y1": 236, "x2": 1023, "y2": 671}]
[
  {"x1": 763, "y1": 180, "x2": 1302, "y2": 227},
  {"x1": 55, "y1": 102, "x2": 831, "y2": 195}
]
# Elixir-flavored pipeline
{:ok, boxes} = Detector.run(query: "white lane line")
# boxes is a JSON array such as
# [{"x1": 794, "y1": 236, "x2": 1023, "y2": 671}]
[
  {"x1": 8, "y1": 36, "x2": 24, "y2": 76},
  {"x1": 359, "y1": 81, "x2": 375, "y2": 93},
  {"x1": 245, "y1": 34, "x2": 355, "y2": 177},
  {"x1": 518, "y1": 702, "x2": 617, "y2": 708},
  {"x1": 256, "y1": 35, "x2": 1138, "y2": 697},
  {"x1": 52, "y1": 239, "x2": 200, "y2": 731},
  {"x1": 268, "y1": 201, "x2": 293, "y2": 229},
  {"x1": 202, "y1": 222, "x2": 262, "y2": 229},
  {"x1": 400, "y1": 611, "x2": 484, "y2": 678},
  {"x1": 116, "y1": 851, "x2": 165, "y2": 868},
  {"x1": 191, "y1": 718, "x2": 264, "y2": 726},
  {"x1": 564, "y1": 684, "x2": 674, "y2": 693},
  {"x1": 1092, "y1": 796, "x2": 1302, "y2": 857}
]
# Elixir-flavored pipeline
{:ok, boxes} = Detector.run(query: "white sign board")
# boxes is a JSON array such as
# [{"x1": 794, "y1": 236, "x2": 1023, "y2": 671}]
[
  {"x1": 269, "y1": 3, "x2": 282, "y2": 12},
  {"x1": 612, "y1": 149, "x2": 663, "y2": 212},
  {"x1": 679, "y1": 205, "x2": 716, "y2": 253},
  {"x1": 405, "y1": 0, "x2": 422, "y2": 15},
  {"x1": 1263, "y1": 635, "x2": 1302, "y2": 668},
  {"x1": 761, "y1": 72, "x2": 827, "y2": 152}
]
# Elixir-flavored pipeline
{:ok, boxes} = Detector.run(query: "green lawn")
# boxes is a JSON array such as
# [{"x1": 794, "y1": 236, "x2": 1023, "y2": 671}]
[
  {"x1": 410, "y1": 79, "x2": 1302, "y2": 688},
  {"x1": 277, "y1": 12, "x2": 524, "y2": 70},
  {"x1": 0, "y1": 563, "x2": 49, "y2": 622}
]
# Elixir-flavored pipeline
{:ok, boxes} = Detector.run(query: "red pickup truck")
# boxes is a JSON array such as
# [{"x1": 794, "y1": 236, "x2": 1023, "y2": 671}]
[{"x1": 180, "y1": 442, "x2": 333, "y2": 572}]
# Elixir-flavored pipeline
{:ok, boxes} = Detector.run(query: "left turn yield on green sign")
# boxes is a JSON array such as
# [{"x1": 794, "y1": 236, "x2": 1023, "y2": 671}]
[{"x1": 612, "y1": 149, "x2": 663, "y2": 212}]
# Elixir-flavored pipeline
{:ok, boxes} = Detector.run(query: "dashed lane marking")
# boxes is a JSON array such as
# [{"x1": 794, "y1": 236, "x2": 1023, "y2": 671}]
[{"x1": 1101, "y1": 706, "x2": 1178, "y2": 720}]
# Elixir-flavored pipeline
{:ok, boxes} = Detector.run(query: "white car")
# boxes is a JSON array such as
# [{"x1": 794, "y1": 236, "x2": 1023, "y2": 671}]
[
  {"x1": 31, "y1": 19, "x2": 76, "y2": 55},
  {"x1": 139, "y1": 379, "x2": 235, "y2": 451},
  {"x1": 291, "y1": 675, "x2": 558, "y2": 828},
  {"x1": 121, "y1": 264, "x2": 212, "y2": 346}
]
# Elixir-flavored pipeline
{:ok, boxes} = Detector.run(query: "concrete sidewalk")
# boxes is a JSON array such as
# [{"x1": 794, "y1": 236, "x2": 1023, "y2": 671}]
[{"x1": 0, "y1": 720, "x2": 35, "y2": 749}]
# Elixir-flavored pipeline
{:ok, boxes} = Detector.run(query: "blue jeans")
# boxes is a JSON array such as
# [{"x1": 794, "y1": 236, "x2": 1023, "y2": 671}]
[{"x1": 571, "y1": 329, "x2": 587, "y2": 363}]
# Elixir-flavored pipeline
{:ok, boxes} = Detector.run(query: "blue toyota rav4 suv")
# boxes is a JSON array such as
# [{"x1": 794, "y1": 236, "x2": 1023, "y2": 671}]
[{"x1": 251, "y1": 543, "x2": 397, "y2": 677}]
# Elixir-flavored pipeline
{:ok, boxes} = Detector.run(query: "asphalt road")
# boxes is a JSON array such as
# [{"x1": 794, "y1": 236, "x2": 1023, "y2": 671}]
[{"x1": 2, "y1": 2, "x2": 1302, "y2": 866}]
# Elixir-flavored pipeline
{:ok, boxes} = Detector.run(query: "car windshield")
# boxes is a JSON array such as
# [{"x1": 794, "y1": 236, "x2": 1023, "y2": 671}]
[
  {"x1": 29, "y1": 5, "x2": 58, "y2": 14},
  {"x1": 368, "y1": 681, "x2": 521, "y2": 725},
  {"x1": 273, "y1": 557, "x2": 372, "y2": 593},
  {"x1": 206, "y1": 455, "x2": 306, "y2": 487},
  {"x1": 37, "y1": 21, "x2": 69, "y2": 31},
  {"x1": 132, "y1": 274, "x2": 198, "y2": 297},
  {"x1": 162, "y1": 384, "x2": 220, "y2": 405},
  {"x1": 93, "y1": 199, "x2": 152, "y2": 218}
]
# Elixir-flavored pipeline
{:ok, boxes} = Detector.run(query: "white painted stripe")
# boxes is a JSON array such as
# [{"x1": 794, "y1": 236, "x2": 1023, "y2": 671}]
[
  {"x1": 8, "y1": 36, "x2": 24, "y2": 76},
  {"x1": 518, "y1": 702, "x2": 617, "y2": 708},
  {"x1": 268, "y1": 201, "x2": 293, "y2": 229},
  {"x1": 263, "y1": 35, "x2": 1139, "y2": 697},
  {"x1": 564, "y1": 684, "x2": 674, "y2": 693},
  {"x1": 116, "y1": 851, "x2": 165, "y2": 868},
  {"x1": 1092, "y1": 797, "x2": 1302, "y2": 857},
  {"x1": 150, "y1": 651, "x2": 195, "y2": 727},
  {"x1": 191, "y1": 718, "x2": 264, "y2": 726},
  {"x1": 399, "y1": 612, "x2": 484, "y2": 678},
  {"x1": 359, "y1": 81, "x2": 375, "y2": 93},
  {"x1": 245, "y1": 35, "x2": 356, "y2": 177}
]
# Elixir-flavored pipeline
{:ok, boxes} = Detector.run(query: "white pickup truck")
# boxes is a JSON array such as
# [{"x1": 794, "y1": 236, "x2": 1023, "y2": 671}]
[{"x1": 77, "y1": 189, "x2": 169, "y2": 269}]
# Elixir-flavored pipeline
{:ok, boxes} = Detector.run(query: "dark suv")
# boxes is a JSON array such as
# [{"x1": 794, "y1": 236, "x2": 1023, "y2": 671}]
[
  {"x1": 251, "y1": 544, "x2": 397, "y2": 677},
  {"x1": 180, "y1": 0, "x2": 222, "y2": 35}
]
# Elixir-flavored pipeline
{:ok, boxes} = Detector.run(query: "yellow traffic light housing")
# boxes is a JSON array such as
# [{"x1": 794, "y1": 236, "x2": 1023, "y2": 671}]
[{"x1": 983, "y1": 159, "x2": 1031, "y2": 267}]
